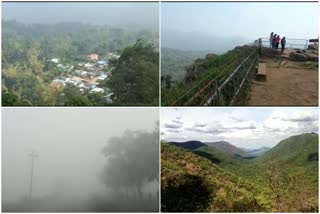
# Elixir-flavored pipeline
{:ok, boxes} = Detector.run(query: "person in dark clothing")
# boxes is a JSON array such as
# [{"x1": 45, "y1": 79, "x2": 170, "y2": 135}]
[
  {"x1": 269, "y1": 32, "x2": 274, "y2": 48},
  {"x1": 275, "y1": 35, "x2": 281, "y2": 49},
  {"x1": 281, "y1": 37, "x2": 286, "y2": 52},
  {"x1": 272, "y1": 34, "x2": 277, "y2": 48}
]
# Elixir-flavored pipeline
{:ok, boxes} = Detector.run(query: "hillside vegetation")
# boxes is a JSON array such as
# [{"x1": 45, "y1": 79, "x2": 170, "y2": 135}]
[
  {"x1": 2, "y1": 21, "x2": 159, "y2": 106},
  {"x1": 161, "y1": 48, "x2": 207, "y2": 85},
  {"x1": 161, "y1": 133, "x2": 318, "y2": 212},
  {"x1": 161, "y1": 45, "x2": 256, "y2": 106}
]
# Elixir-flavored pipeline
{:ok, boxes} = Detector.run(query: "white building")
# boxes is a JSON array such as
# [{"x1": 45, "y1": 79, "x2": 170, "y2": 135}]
[
  {"x1": 97, "y1": 74, "x2": 108, "y2": 81},
  {"x1": 51, "y1": 58, "x2": 59, "y2": 63},
  {"x1": 90, "y1": 87, "x2": 105, "y2": 93},
  {"x1": 104, "y1": 93, "x2": 114, "y2": 103}
]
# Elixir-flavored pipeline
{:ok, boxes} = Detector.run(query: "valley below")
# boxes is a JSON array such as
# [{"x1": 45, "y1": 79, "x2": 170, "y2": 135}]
[{"x1": 161, "y1": 133, "x2": 319, "y2": 212}]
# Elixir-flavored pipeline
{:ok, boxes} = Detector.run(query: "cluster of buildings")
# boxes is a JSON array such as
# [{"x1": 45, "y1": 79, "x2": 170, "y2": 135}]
[{"x1": 50, "y1": 52, "x2": 120, "y2": 103}]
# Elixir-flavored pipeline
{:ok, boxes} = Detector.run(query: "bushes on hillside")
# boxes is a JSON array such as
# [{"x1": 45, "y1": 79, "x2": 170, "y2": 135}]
[{"x1": 161, "y1": 173, "x2": 214, "y2": 212}]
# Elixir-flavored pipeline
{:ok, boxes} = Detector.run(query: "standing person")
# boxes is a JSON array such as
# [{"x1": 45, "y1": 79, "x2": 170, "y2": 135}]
[
  {"x1": 275, "y1": 35, "x2": 281, "y2": 49},
  {"x1": 269, "y1": 32, "x2": 274, "y2": 48},
  {"x1": 272, "y1": 34, "x2": 277, "y2": 48},
  {"x1": 281, "y1": 37, "x2": 286, "y2": 52}
]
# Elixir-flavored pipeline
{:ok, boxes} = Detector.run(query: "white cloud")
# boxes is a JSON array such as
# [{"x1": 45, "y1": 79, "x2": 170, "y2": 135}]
[
  {"x1": 193, "y1": 122, "x2": 207, "y2": 128},
  {"x1": 161, "y1": 108, "x2": 318, "y2": 149},
  {"x1": 164, "y1": 122, "x2": 182, "y2": 129}
]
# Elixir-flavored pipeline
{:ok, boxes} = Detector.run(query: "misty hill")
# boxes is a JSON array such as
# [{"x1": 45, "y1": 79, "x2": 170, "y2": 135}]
[
  {"x1": 2, "y1": 20, "x2": 158, "y2": 59},
  {"x1": 161, "y1": 48, "x2": 207, "y2": 83},
  {"x1": 161, "y1": 29, "x2": 249, "y2": 53},
  {"x1": 2, "y1": 20, "x2": 159, "y2": 106}
]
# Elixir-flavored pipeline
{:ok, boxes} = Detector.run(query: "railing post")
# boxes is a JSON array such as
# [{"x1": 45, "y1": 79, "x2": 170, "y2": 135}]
[{"x1": 258, "y1": 38, "x2": 262, "y2": 56}]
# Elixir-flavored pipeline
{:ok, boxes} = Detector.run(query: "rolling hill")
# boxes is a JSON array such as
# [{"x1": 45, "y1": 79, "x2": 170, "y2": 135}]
[
  {"x1": 260, "y1": 133, "x2": 318, "y2": 164},
  {"x1": 161, "y1": 143, "x2": 268, "y2": 212},
  {"x1": 205, "y1": 141, "x2": 250, "y2": 157},
  {"x1": 169, "y1": 141, "x2": 242, "y2": 165},
  {"x1": 162, "y1": 133, "x2": 319, "y2": 212},
  {"x1": 161, "y1": 48, "x2": 208, "y2": 83},
  {"x1": 169, "y1": 140, "x2": 207, "y2": 150}
]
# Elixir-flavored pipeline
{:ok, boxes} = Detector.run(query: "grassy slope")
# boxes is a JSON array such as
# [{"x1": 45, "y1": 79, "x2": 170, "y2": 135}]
[
  {"x1": 162, "y1": 133, "x2": 319, "y2": 212},
  {"x1": 256, "y1": 133, "x2": 319, "y2": 211},
  {"x1": 161, "y1": 143, "x2": 270, "y2": 212}
]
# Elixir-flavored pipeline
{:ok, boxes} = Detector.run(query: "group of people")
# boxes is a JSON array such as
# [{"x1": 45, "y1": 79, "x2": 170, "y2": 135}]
[{"x1": 269, "y1": 32, "x2": 286, "y2": 52}]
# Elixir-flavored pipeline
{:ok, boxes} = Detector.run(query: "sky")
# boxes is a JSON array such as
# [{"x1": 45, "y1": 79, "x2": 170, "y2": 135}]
[
  {"x1": 2, "y1": 108, "x2": 158, "y2": 203},
  {"x1": 2, "y1": 2, "x2": 159, "y2": 30},
  {"x1": 161, "y1": 2, "x2": 319, "y2": 51},
  {"x1": 161, "y1": 107, "x2": 318, "y2": 149}
]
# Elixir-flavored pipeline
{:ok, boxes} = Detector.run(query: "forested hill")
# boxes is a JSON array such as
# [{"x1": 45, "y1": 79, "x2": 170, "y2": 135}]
[
  {"x1": 2, "y1": 20, "x2": 158, "y2": 65},
  {"x1": 2, "y1": 20, "x2": 159, "y2": 106},
  {"x1": 259, "y1": 132, "x2": 318, "y2": 163},
  {"x1": 162, "y1": 133, "x2": 319, "y2": 212},
  {"x1": 161, "y1": 48, "x2": 207, "y2": 84}
]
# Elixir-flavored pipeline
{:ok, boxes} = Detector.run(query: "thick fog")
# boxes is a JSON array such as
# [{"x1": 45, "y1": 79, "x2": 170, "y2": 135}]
[
  {"x1": 2, "y1": 108, "x2": 159, "y2": 212},
  {"x1": 2, "y1": 2, "x2": 159, "y2": 30}
]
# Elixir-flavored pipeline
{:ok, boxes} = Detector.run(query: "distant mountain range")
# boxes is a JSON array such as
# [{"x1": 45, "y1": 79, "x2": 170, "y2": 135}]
[
  {"x1": 169, "y1": 140, "x2": 270, "y2": 159},
  {"x1": 240, "y1": 146, "x2": 271, "y2": 156}
]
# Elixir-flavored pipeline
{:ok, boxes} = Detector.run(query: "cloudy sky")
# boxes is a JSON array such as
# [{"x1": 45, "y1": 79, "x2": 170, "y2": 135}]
[
  {"x1": 161, "y1": 107, "x2": 318, "y2": 149},
  {"x1": 2, "y1": 108, "x2": 158, "y2": 203}
]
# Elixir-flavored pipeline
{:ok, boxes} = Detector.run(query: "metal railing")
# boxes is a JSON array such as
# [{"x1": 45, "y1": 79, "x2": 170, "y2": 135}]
[
  {"x1": 166, "y1": 36, "x2": 314, "y2": 106},
  {"x1": 170, "y1": 47, "x2": 259, "y2": 106},
  {"x1": 204, "y1": 48, "x2": 258, "y2": 106},
  {"x1": 259, "y1": 37, "x2": 309, "y2": 49}
]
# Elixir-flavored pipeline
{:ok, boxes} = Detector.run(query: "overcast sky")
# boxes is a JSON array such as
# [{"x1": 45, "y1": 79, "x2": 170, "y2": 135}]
[
  {"x1": 2, "y1": 108, "x2": 158, "y2": 203},
  {"x1": 2, "y1": 2, "x2": 159, "y2": 29},
  {"x1": 161, "y1": 107, "x2": 318, "y2": 149},
  {"x1": 162, "y1": 2, "x2": 318, "y2": 45}
]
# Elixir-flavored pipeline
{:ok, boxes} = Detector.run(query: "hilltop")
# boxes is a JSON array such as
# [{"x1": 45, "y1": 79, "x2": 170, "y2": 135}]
[
  {"x1": 260, "y1": 132, "x2": 318, "y2": 163},
  {"x1": 205, "y1": 141, "x2": 250, "y2": 158}
]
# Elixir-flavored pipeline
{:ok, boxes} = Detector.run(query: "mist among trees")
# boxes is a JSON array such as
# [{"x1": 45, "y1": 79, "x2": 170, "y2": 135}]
[{"x1": 2, "y1": 109, "x2": 159, "y2": 212}]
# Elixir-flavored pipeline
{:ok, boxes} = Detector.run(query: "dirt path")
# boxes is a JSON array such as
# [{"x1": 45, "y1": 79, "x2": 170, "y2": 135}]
[{"x1": 248, "y1": 60, "x2": 318, "y2": 106}]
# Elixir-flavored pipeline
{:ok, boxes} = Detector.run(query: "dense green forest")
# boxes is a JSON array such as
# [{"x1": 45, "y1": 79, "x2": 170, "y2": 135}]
[
  {"x1": 161, "y1": 133, "x2": 319, "y2": 212},
  {"x1": 2, "y1": 20, "x2": 159, "y2": 106},
  {"x1": 161, "y1": 48, "x2": 207, "y2": 86}
]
